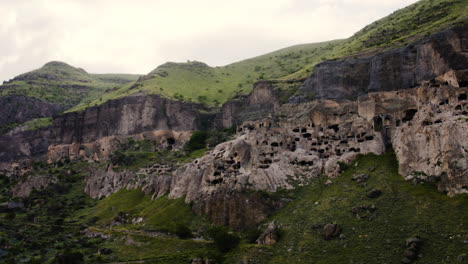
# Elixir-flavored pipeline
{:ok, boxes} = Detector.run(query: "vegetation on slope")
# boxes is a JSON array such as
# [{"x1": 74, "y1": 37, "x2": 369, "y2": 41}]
[
  {"x1": 0, "y1": 161, "x2": 102, "y2": 263},
  {"x1": 1, "y1": 144, "x2": 466, "y2": 263},
  {"x1": 0, "y1": 61, "x2": 141, "y2": 109},
  {"x1": 69, "y1": 0, "x2": 468, "y2": 111},
  {"x1": 68, "y1": 41, "x2": 340, "y2": 111},
  {"x1": 225, "y1": 152, "x2": 468, "y2": 264}
]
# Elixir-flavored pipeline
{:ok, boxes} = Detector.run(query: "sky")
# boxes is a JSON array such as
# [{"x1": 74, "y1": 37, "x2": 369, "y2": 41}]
[{"x1": 0, "y1": 0, "x2": 418, "y2": 82}]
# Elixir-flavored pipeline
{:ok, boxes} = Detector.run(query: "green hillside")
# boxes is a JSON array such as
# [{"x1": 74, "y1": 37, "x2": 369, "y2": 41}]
[
  {"x1": 224, "y1": 153, "x2": 467, "y2": 263},
  {"x1": 0, "y1": 61, "x2": 141, "y2": 109},
  {"x1": 68, "y1": 0, "x2": 468, "y2": 111},
  {"x1": 67, "y1": 40, "x2": 340, "y2": 111}
]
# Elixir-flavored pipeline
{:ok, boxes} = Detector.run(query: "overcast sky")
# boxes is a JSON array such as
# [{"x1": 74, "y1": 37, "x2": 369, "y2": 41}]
[{"x1": 0, "y1": 0, "x2": 418, "y2": 82}]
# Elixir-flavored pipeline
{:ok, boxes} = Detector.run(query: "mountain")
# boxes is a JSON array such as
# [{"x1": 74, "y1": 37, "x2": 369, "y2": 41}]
[
  {"x1": 0, "y1": 61, "x2": 141, "y2": 133},
  {"x1": 69, "y1": 0, "x2": 468, "y2": 111},
  {"x1": 0, "y1": 0, "x2": 467, "y2": 263},
  {"x1": 0, "y1": 61, "x2": 141, "y2": 109}
]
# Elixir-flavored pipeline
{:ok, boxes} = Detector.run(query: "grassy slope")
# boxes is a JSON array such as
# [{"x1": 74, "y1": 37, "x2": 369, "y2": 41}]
[
  {"x1": 70, "y1": 0, "x2": 468, "y2": 111},
  {"x1": 0, "y1": 153, "x2": 219, "y2": 263},
  {"x1": 74, "y1": 189, "x2": 222, "y2": 263},
  {"x1": 19, "y1": 117, "x2": 53, "y2": 131},
  {"x1": 0, "y1": 61, "x2": 141, "y2": 109},
  {"x1": 225, "y1": 153, "x2": 468, "y2": 264},
  {"x1": 75, "y1": 189, "x2": 205, "y2": 233}
]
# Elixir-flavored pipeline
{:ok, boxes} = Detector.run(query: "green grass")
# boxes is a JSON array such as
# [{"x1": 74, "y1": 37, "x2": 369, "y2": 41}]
[
  {"x1": 75, "y1": 189, "x2": 208, "y2": 234},
  {"x1": 69, "y1": 0, "x2": 468, "y2": 111},
  {"x1": 225, "y1": 152, "x2": 468, "y2": 263},
  {"x1": 20, "y1": 117, "x2": 53, "y2": 131},
  {"x1": 97, "y1": 230, "x2": 220, "y2": 263}
]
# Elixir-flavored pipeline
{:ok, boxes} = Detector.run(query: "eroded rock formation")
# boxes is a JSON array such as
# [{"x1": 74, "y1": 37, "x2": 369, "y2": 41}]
[{"x1": 0, "y1": 95, "x2": 62, "y2": 129}]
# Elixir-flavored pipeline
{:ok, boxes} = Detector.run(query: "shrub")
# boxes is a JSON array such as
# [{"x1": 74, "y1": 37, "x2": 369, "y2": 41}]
[
  {"x1": 184, "y1": 131, "x2": 208, "y2": 152},
  {"x1": 205, "y1": 128, "x2": 235, "y2": 148},
  {"x1": 54, "y1": 250, "x2": 84, "y2": 264},
  {"x1": 4, "y1": 212, "x2": 16, "y2": 221},
  {"x1": 337, "y1": 161, "x2": 349, "y2": 172},
  {"x1": 208, "y1": 226, "x2": 240, "y2": 252},
  {"x1": 244, "y1": 227, "x2": 262, "y2": 244},
  {"x1": 110, "y1": 150, "x2": 136, "y2": 166},
  {"x1": 174, "y1": 224, "x2": 193, "y2": 239},
  {"x1": 197, "y1": 95, "x2": 208, "y2": 102}
]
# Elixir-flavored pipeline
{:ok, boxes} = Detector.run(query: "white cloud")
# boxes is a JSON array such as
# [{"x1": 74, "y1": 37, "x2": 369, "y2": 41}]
[{"x1": 0, "y1": 0, "x2": 418, "y2": 82}]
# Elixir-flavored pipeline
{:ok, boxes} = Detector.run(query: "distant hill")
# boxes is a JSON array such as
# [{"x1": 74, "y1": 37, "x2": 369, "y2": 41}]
[
  {"x1": 0, "y1": 61, "x2": 141, "y2": 109},
  {"x1": 68, "y1": 0, "x2": 468, "y2": 111}
]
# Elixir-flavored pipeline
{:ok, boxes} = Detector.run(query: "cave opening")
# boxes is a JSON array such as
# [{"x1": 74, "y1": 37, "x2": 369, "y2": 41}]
[{"x1": 402, "y1": 109, "x2": 418, "y2": 122}]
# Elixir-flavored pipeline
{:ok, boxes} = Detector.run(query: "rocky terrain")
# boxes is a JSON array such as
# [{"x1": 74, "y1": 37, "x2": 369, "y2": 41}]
[
  {"x1": 0, "y1": 1, "x2": 467, "y2": 263},
  {"x1": 0, "y1": 95, "x2": 62, "y2": 130}
]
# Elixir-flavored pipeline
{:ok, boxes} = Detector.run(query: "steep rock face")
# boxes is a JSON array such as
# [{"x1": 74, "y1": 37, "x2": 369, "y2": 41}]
[
  {"x1": 0, "y1": 93, "x2": 210, "y2": 166},
  {"x1": 0, "y1": 129, "x2": 50, "y2": 163},
  {"x1": 47, "y1": 130, "x2": 191, "y2": 163},
  {"x1": 218, "y1": 81, "x2": 280, "y2": 128},
  {"x1": 51, "y1": 93, "x2": 210, "y2": 145},
  {"x1": 291, "y1": 24, "x2": 468, "y2": 102},
  {"x1": 11, "y1": 175, "x2": 55, "y2": 198},
  {"x1": 0, "y1": 95, "x2": 62, "y2": 129},
  {"x1": 85, "y1": 164, "x2": 173, "y2": 199},
  {"x1": 392, "y1": 83, "x2": 468, "y2": 195}
]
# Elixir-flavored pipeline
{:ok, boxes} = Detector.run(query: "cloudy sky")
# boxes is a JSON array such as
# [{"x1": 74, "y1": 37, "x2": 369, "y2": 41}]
[{"x1": 0, "y1": 0, "x2": 418, "y2": 81}]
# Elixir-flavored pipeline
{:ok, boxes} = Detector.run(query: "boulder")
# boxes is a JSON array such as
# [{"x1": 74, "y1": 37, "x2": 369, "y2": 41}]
[
  {"x1": 256, "y1": 221, "x2": 280, "y2": 245},
  {"x1": 323, "y1": 224, "x2": 341, "y2": 240},
  {"x1": 366, "y1": 190, "x2": 382, "y2": 199}
]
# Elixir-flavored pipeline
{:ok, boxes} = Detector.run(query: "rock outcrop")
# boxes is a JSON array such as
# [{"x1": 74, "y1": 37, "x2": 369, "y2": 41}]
[
  {"x1": 0, "y1": 93, "x2": 210, "y2": 166},
  {"x1": 218, "y1": 81, "x2": 280, "y2": 128},
  {"x1": 392, "y1": 82, "x2": 468, "y2": 195},
  {"x1": 0, "y1": 95, "x2": 62, "y2": 129},
  {"x1": 51, "y1": 93, "x2": 210, "y2": 145},
  {"x1": 291, "y1": 24, "x2": 468, "y2": 102},
  {"x1": 11, "y1": 175, "x2": 55, "y2": 198},
  {"x1": 256, "y1": 221, "x2": 280, "y2": 245}
]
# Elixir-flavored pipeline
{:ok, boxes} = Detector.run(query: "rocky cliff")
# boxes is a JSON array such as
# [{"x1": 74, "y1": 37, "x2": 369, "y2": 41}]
[
  {"x1": 0, "y1": 95, "x2": 62, "y2": 130},
  {"x1": 291, "y1": 24, "x2": 468, "y2": 102},
  {"x1": 218, "y1": 81, "x2": 280, "y2": 128}
]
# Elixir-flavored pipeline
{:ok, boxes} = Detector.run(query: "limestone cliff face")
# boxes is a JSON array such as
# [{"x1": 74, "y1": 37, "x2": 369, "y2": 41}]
[
  {"x1": 51, "y1": 94, "x2": 210, "y2": 145},
  {"x1": 392, "y1": 83, "x2": 468, "y2": 195},
  {"x1": 291, "y1": 24, "x2": 468, "y2": 102},
  {"x1": 218, "y1": 81, "x2": 280, "y2": 128},
  {"x1": 167, "y1": 113, "x2": 384, "y2": 228},
  {"x1": 0, "y1": 94, "x2": 210, "y2": 165},
  {"x1": 0, "y1": 128, "x2": 50, "y2": 163},
  {"x1": 0, "y1": 95, "x2": 62, "y2": 128}
]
